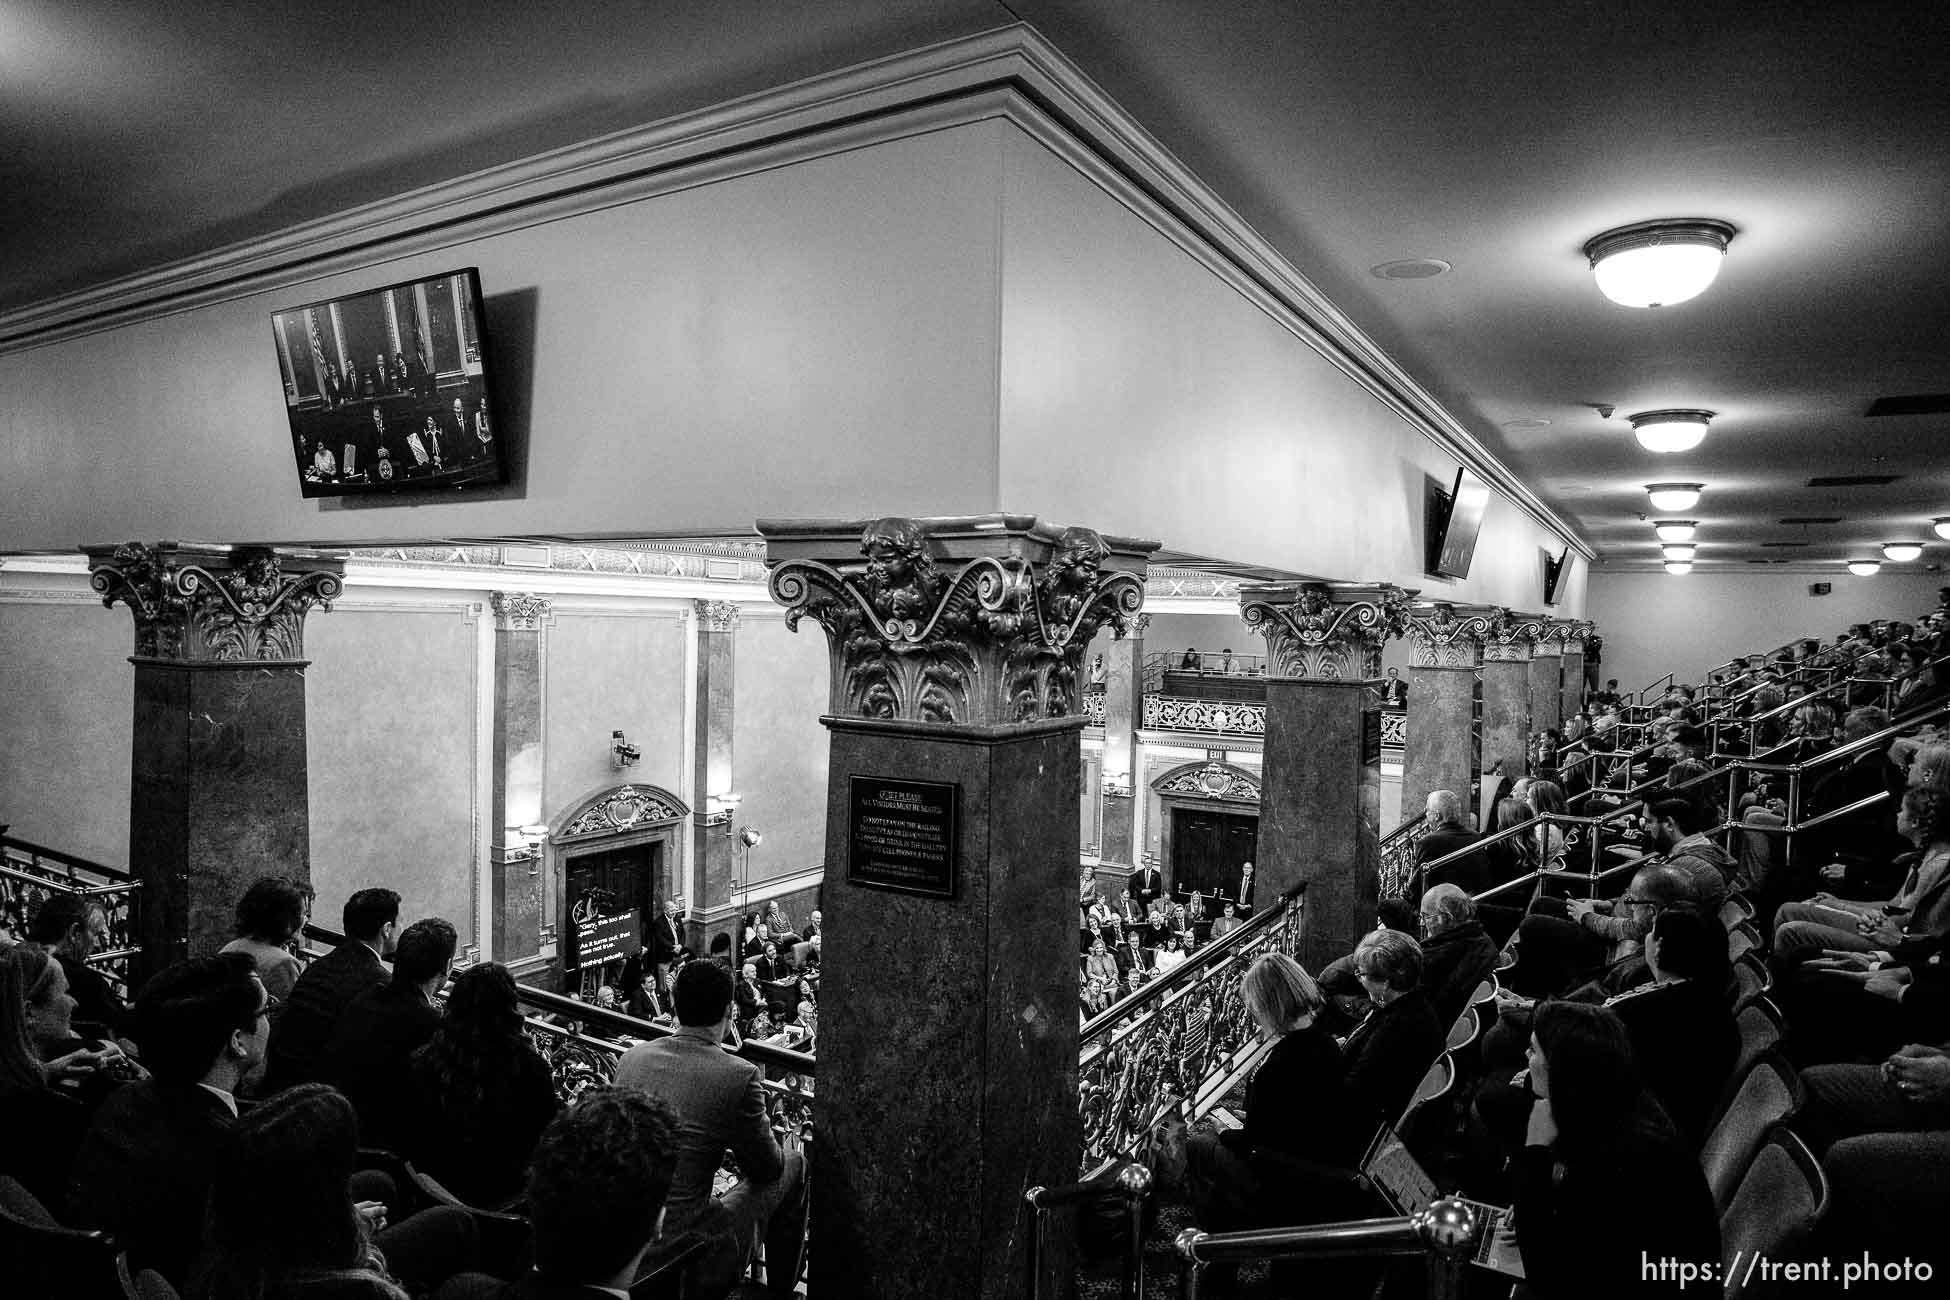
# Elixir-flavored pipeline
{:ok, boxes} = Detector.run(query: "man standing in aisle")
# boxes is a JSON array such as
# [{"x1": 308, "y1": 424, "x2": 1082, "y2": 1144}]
[{"x1": 1128, "y1": 860, "x2": 1164, "y2": 918}]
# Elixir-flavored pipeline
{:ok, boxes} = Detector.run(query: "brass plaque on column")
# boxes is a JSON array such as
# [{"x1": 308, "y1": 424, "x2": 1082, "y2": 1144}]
[{"x1": 848, "y1": 776, "x2": 961, "y2": 899}]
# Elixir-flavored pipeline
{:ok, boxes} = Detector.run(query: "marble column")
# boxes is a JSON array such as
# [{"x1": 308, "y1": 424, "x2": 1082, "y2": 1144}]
[
  {"x1": 488, "y1": 592, "x2": 550, "y2": 963},
  {"x1": 1098, "y1": 614, "x2": 1147, "y2": 869},
  {"x1": 1241, "y1": 582, "x2": 1413, "y2": 974},
  {"x1": 692, "y1": 600, "x2": 739, "y2": 951},
  {"x1": 86, "y1": 543, "x2": 343, "y2": 987},
  {"x1": 1557, "y1": 621, "x2": 1592, "y2": 720},
  {"x1": 1530, "y1": 639, "x2": 1564, "y2": 736},
  {"x1": 762, "y1": 513, "x2": 1155, "y2": 1300},
  {"x1": 1402, "y1": 604, "x2": 1501, "y2": 829},
  {"x1": 1482, "y1": 615, "x2": 1545, "y2": 802}
]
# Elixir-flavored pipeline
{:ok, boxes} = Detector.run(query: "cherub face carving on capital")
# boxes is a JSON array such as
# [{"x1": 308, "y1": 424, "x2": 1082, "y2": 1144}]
[
  {"x1": 1042, "y1": 526, "x2": 1111, "y2": 626},
  {"x1": 858, "y1": 517, "x2": 937, "y2": 624}
]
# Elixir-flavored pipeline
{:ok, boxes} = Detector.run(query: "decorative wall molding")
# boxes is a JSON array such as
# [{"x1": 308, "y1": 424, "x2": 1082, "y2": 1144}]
[
  {"x1": 553, "y1": 783, "x2": 692, "y2": 843},
  {"x1": 762, "y1": 514, "x2": 1156, "y2": 724},
  {"x1": 84, "y1": 542, "x2": 344, "y2": 663},
  {"x1": 0, "y1": 26, "x2": 1587, "y2": 561},
  {"x1": 1151, "y1": 760, "x2": 1261, "y2": 806}
]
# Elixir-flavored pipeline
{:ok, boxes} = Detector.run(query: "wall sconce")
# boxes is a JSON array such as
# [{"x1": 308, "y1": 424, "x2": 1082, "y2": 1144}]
[
  {"x1": 701, "y1": 791, "x2": 741, "y2": 828},
  {"x1": 505, "y1": 822, "x2": 551, "y2": 872},
  {"x1": 611, "y1": 729, "x2": 641, "y2": 769},
  {"x1": 1101, "y1": 772, "x2": 1134, "y2": 799}
]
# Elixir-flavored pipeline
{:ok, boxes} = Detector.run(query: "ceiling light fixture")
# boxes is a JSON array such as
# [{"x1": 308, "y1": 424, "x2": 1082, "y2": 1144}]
[
  {"x1": 1846, "y1": 559, "x2": 1881, "y2": 577},
  {"x1": 1629, "y1": 409, "x2": 1714, "y2": 453},
  {"x1": 1664, "y1": 561, "x2": 1694, "y2": 575},
  {"x1": 1882, "y1": 542, "x2": 1923, "y2": 562},
  {"x1": 1936, "y1": 519, "x2": 1950, "y2": 542},
  {"x1": 1654, "y1": 520, "x2": 1698, "y2": 543},
  {"x1": 1584, "y1": 218, "x2": 1736, "y2": 308},
  {"x1": 1661, "y1": 544, "x2": 1697, "y2": 562},
  {"x1": 1647, "y1": 482, "x2": 1704, "y2": 512}
]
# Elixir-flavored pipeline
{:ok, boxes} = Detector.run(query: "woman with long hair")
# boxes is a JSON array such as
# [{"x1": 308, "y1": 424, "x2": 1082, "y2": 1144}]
[
  {"x1": 1526, "y1": 779, "x2": 1569, "y2": 868},
  {"x1": 403, "y1": 962, "x2": 558, "y2": 1208},
  {"x1": 218, "y1": 876, "x2": 307, "y2": 999},
  {"x1": 195, "y1": 1084, "x2": 411, "y2": 1299},
  {"x1": 1510, "y1": 1002, "x2": 1719, "y2": 1296},
  {"x1": 0, "y1": 947, "x2": 104, "y2": 1207},
  {"x1": 1483, "y1": 795, "x2": 1538, "y2": 888}
]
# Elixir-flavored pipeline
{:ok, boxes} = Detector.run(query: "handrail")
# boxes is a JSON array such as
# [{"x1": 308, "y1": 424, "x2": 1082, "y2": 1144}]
[
  {"x1": 0, "y1": 833, "x2": 135, "y2": 883},
  {"x1": 1174, "y1": 1201, "x2": 1478, "y2": 1298},
  {"x1": 1027, "y1": 1161, "x2": 1152, "y2": 1300}
]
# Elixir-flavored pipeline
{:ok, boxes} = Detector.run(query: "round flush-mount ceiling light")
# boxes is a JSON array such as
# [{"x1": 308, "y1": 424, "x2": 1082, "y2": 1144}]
[
  {"x1": 1664, "y1": 561, "x2": 1694, "y2": 575},
  {"x1": 1935, "y1": 519, "x2": 1950, "y2": 542},
  {"x1": 1647, "y1": 482, "x2": 1704, "y2": 512},
  {"x1": 1630, "y1": 409, "x2": 1714, "y2": 454},
  {"x1": 1846, "y1": 559, "x2": 1881, "y2": 577},
  {"x1": 1654, "y1": 520, "x2": 1698, "y2": 543},
  {"x1": 1584, "y1": 218, "x2": 1736, "y2": 308},
  {"x1": 1371, "y1": 258, "x2": 1452, "y2": 280},
  {"x1": 1882, "y1": 542, "x2": 1923, "y2": 562},
  {"x1": 1661, "y1": 544, "x2": 1697, "y2": 562}
]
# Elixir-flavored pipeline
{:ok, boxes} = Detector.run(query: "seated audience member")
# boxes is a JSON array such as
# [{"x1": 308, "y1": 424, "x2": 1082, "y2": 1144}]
[
  {"x1": 1144, "y1": 901, "x2": 1173, "y2": 949},
  {"x1": 753, "y1": 942, "x2": 785, "y2": 984},
  {"x1": 195, "y1": 1083, "x2": 480, "y2": 1300},
  {"x1": 0, "y1": 946, "x2": 106, "y2": 1208},
  {"x1": 735, "y1": 962, "x2": 764, "y2": 1034},
  {"x1": 1795, "y1": 1044, "x2": 1950, "y2": 1269},
  {"x1": 1416, "y1": 885, "x2": 1499, "y2": 1027},
  {"x1": 618, "y1": 954, "x2": 660, "y2": 1021},
  {"x1": 1154, "y1": 934, "x2": 1189, "y2": 976},
  {"x1": 1602, "y1": 905, "x2": 1737, "y2": 1147},
  {"x1": 1507, "y1": 1003, "x2": 1720, "y2": 1297},
  {"x1": 613, "y1": 960, "x2": 806, "y2": 1299},
  {"x1": 1184, "y1": 955, "x2": 1355, "y2": 1241},
  {"x1": 403, "y1": 963, "x2": 559, "y2": 1209},
  {"x1": 1375, "y1": 896, "x2": 1419, "y2": 936},
  {"x1": 1509, "y1": 859, "x2": 1696, "y2": 1002},
  {"x1": 1082, "y1": 938, "x2": 1120, "y2": 1014},
  {"x1": 218, "y1": 875, "x2": 308, "y2": 1000},
  {"x1": 324, "y1": 917, "x2": 456, "y2": 1151},
  {"x1": 763, "y1": 901, "x2": 801, "y2": 949},
  {"x1": 708, "y1": 931, "x2": 734, "y2": 966},
  {"x1": 1118, "y1": 928, "x2": 1152, "y2": 978},
  {"x1": 268, "y1": 888, "x2": 400, "y2": 1092},
  {"x1": 1315, "y1": 956, "x2": 1372, "y2": 1038},
  {"x1": 1209, "y1": 904, "x2": 1246, "y2": 939},
  {"x1": 1482, "y1": 796, "x2": 1538, "y2": 890},
  {"x1": 452, "y1": 1087, "x2": 681, "y2": 1299},
  {"x1": 1771, "y1": 787, "x2": 1950, "y2": 974},
  {"x1": 67, "y1": 954, "x2": 269, "y2": 1286},
  {"x1": 1525, "y1": 780, "x2": 1569, "y2": 867},
  {"x1": 27, "y1": 893, "x2": 132, "y2": 1043},
  {"x1": 802, "y1": 909, "x2": 822, "y2": 941},
  {"x1": 1416, "y1": 790, "x2": 1486, "y2": 895},
  {"x1": 1342, "y1": 929, "x2": 1443, "y2": 1129},
  {"x1": 12, "y1": 940, "x2": 141, "y2": 1104}
]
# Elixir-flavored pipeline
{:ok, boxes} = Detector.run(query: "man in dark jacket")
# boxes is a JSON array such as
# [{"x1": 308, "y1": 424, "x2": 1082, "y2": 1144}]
[
  {"x1": 265, "y1": 887, "x2": 399, "y2": 1092},
  {"x1": 67, "y1": 953, "x2": 269, "y2": 1286},
  {"x1": 30, "y1": 893, "x2": 132, "y2": 1043},
  {"x1": 322, "y1": 916, "x2": 456, "y2": 1149},
  {"x1": 1416, "y1": 884, "x2": 1499, "y2": 1027},
  {"x1": 1415, "y1": 790, "x2": 1487, "y2": 896},
  {"x1": 1344, "y1": 929, "x2": 1445, "y2": 1129}
]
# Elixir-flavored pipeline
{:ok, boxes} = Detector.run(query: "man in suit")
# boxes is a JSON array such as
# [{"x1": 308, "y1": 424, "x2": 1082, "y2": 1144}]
[
  {"x1": 1127, "y1": 862, "x2": 1163, "y2": 917},
  {"x1": 648, "y1": 897, "x2": 683, "y2": 1004},
  {"x1": 29, "y1": 892, "x2": 132, "y2": 1044},
  {"x1": 67, "y1": 953, "x2": 270, "y2": 1286},
  {"x1": 470, "y1": 1086, "x2": 680, "y2": 1298},
  {"x1": 322, "y1": 916, "x2": 456, "y2": 1150},
  {"x1": 1379, "y1": 665, "x2": 1408, "y2": 706},
  {"x1": 265, "y1": 887, "x2": 399, "y2": 1091},
  {"x1": 613, "y1": 961, "x2": 805, "y2": 1298},
  {"x1": 1415, "y1": 789, "x2": 1487, "y2": 895}
]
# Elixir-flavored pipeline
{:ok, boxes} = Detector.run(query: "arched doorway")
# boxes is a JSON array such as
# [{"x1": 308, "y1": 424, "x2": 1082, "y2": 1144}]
[
  {"x1": 1152, "y1": 761, "x2": 1261, "y2": 912},
  {"x1": 547, "y1": 783, "x2": 689, "y2": 986}
]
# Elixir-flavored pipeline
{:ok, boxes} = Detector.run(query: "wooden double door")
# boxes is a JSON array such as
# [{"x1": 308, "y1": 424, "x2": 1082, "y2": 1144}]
[{"x1": 1169, "y1": 808, "x2": 1259, "y2": 907}]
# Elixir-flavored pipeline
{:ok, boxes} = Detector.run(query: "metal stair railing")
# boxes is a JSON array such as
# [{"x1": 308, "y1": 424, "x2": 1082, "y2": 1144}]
[
  {"x1": 1174, "y1": 1201, "x2": 1482, "y2": 1299},
  {"x1": 1026, "y1": 1161, "x2": 1153, "y2": 1300},
  {"x1": 0, "y1": 833, "x2": 142, "y2": 997}
]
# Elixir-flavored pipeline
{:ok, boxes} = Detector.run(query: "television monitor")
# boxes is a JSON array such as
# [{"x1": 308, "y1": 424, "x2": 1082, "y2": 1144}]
[
  {"x1": 271, "y1": 268, "x2": 504, "y2": 498},
  {"x1": 1542, "y1": 546, "x2": 1571, "y2": 605},
  {"x1": 1427, "y1": 466, "x2": 1491, "y2": 579}
]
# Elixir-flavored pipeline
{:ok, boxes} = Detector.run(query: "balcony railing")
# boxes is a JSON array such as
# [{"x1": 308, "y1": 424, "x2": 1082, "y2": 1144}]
[
  {"x1": 0, "y1": 834, "x2": 142, "y2": 999},
  {"x1": 1377, "y1": 811, "x2": 1431, "y2": 899},
  {"x1": 1142, "y1": 693, "x2": 1266, "y2": 737},
  {"x1": 1077, "y1": 886, "x2": 1305, "y2": 1172}
]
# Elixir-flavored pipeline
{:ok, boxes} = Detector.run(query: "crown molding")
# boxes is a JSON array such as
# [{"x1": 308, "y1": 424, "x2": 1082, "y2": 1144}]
[{"x1": 0, "y1": 24, "x2": 1587, "y2": 560}]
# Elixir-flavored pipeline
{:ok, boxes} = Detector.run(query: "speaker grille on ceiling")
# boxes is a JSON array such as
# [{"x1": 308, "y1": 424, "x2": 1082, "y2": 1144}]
[
  {"x1": 1806, "y1": 475, "x2": 1902, "y2": 487},
  {"x1": 1865, "y1": 394, "x2": 1950, "y2": 417},
  {"x1": 1778, "y1": 516, "x2": 1842, "y2": 525}
]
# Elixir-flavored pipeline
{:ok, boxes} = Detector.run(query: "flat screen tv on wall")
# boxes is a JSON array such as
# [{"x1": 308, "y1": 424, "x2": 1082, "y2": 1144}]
[
  {"x1": 271, "y1": 268, "x2": 505, "y2": 498},
  {"x1": 1426, "y1": 466, "x2": 1491, "y2": 579}
]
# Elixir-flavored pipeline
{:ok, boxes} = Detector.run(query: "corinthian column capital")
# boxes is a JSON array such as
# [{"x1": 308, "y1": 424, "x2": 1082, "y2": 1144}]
[
  {"x1": 1403, "y1": 602, "x2": 1506, "y2": 670},
  {"x1": 759, "y1": 514, "x2": 1158, "y2": 725},
  {"x1": 1481, "y1": 610, "x2": 1548, "y2": 664},
  {"x1": 85, "y1": 542, "x2": 344, "y2": 663},
  {"x1": 1239, "y1": 582, "x2": 1415, "y2": 682}
]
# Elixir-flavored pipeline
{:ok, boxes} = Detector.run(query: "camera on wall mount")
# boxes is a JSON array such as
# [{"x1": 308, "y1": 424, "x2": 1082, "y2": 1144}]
[{"x1": 611, "y1": 729, "x2": 641, "y2": 768}]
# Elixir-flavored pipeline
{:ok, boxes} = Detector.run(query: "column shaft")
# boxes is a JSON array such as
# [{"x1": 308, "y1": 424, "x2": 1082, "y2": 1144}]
[
  {"x1": 1560, "y1": 647, "x2": 1587, "y2": 720},
  {"x1": 488, "y1": 594, "x2": 548, "y2": 962},
  {"x1": 692, "y1": 602, "x2": 738, "y2": 948},
  {"x1": 1402, "y1": 667, "x2": 1477, "y2": 825},
  {"x1": 1529, "y1": 651, "x2": 1563, "y2": 735},
  {"x1": 1097, "y1": 626, "x2": 1145, "y2": 866},
  {"x1": 1482, "y1": 660, "x2": 1532, "y2": 792},
  {"x1": 1260, "y1": 679, "x2": 1378, "y2": 972}
]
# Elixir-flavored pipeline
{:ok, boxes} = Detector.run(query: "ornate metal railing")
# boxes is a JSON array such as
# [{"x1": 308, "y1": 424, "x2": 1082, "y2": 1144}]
[
  {"x1": 0, "y1": 834, "x2": 142, "y2": 998},
  {"x1": 1076, "y1": 887, "x2": 1304, "y2": 1172},
  {"x1": 1380, "y1": 706, "x2": 1407, "y2": 755},
  {"x1": 1377, "y1": 811, "x2": 1431, "y2": 900},
  {"x1": 1081, "y1": 691, "x2": 1107, "y2": 724},
  {"x1": 1142, "y1": 693, "x2": 1266, "y2": 736}
]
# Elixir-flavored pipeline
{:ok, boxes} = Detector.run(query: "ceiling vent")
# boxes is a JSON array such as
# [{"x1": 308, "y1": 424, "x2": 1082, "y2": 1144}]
[
  {"x1": 1806, "y1": 475, "x2": 1902, "y2": 488},
  {"x1": 1777, "y1": 516, "x2": 1842, "y2": 525},
  {"x1": 1865, "y1": 394, "x2": 1950, "y2": 417}
]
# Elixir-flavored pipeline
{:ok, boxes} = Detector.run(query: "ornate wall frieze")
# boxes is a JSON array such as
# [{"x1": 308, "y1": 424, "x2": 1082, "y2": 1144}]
[
  {"x1": 1481, "y1": 609, "x2": 1547, "y2": 664},
  {"x1": 556, "y1": 784, "x2": 690, "y2": 840},
  {"x1": 759, "y1": 515, "x2": 1157, "y2": 725},
  {"x1": 490, "y1": 591, "x2": 553, "y2": 631},
  {"x1": 1404, "y1": 602, "x2": 1503, "y2": 670},
  {"x1": 85, "y1": 542, "x2": 343, "y2": 662},
  {"x1": 693, "y1": 599, "x2": 742, "y2": 633},
  {"x1": 1238, "y1": 582, "x2": 1413, "y2": 682},
  {"x1": 1152, "y1": 760, "x2": 1261, "y2": 804}
]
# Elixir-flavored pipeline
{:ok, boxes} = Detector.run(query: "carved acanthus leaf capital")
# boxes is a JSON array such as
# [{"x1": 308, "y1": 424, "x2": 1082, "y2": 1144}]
[
  {"x1": 1481, "y1": 609, "x2": 1547, "y2": 664},
  {"x1": 85, "y1": 543, "x2": 343, "y2": 663},
  {"x1": 1404, "y1": 602, "x2": 1504, "y2": 670},
  {"x1": 1239, "y1": 582, "x2": 1415, "y2": 681},
  {"x1": 693, "y1": 600, "x2": 742, "y2": 633},
  {"x1": 1547, "y1": 619, "x2": 1594, "y2": 651},
  {"x1": 491, "y1": 591, "x2": 553, "y2": 631},
  {"x1": 758, "y1": 515, "x2": 1158, "y2": 724}
]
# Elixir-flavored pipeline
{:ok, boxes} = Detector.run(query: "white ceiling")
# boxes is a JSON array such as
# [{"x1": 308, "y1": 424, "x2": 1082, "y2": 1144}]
[{"x1": 5, "y1": 0, "x2": 1947, "y2": 572}]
